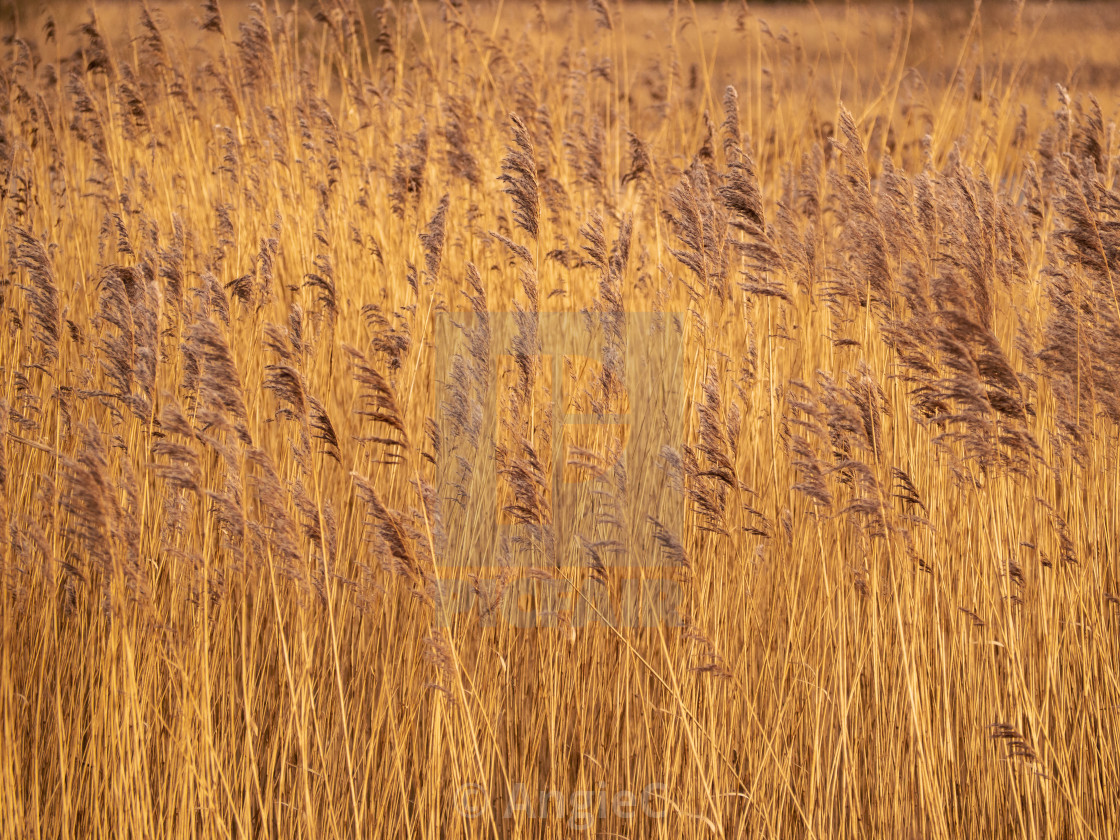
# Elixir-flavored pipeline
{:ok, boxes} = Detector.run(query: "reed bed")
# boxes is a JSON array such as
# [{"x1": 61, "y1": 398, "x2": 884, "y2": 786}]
[{"x1": 1, "y1": 1, "x2": 1119, "y2": 837}]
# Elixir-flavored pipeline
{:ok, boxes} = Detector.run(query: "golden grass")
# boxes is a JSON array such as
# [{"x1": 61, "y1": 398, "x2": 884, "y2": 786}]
[{"x1": 2, "y1": 0, "x2": 1119, "y2": 837}]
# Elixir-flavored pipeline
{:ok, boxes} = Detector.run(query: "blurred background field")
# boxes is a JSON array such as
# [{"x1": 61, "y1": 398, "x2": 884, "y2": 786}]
[
  {"x1": 10, "y1": 1, "x2": 1120, "y2": 98},
  {"x1": 8, "y1": 1, "x2": 1120, "y2": 172}
]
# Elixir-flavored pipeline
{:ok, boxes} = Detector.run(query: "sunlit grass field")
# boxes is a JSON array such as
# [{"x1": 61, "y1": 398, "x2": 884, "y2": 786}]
[{"x1": 2, "y1": 1, "x2": 1119, "y2": 837}]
